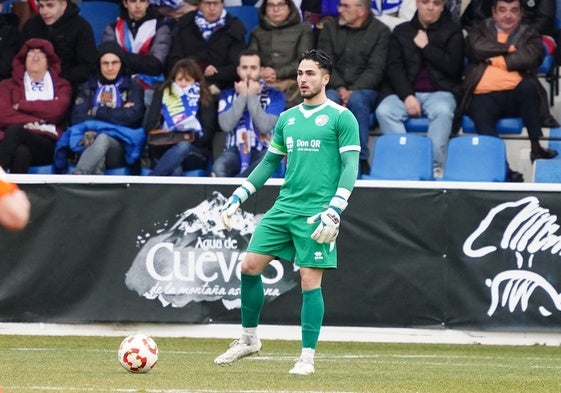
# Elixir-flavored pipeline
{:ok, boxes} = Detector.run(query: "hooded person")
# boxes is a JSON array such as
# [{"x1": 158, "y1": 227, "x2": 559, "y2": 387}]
[
  {"x1": 0, "y1": 38, "x2": 72, "y2": 173},
  {"x1": 21, "y1": 0, "x2": 97, "y2": 88},
  {"x1": 55, "y1": 41, "x2": 146, "y2": 175}
]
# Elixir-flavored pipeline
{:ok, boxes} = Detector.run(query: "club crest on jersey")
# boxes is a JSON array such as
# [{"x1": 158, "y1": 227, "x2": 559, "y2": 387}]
[{"x1": 315, "y1": 114, "x2": 329, "y2": 127}]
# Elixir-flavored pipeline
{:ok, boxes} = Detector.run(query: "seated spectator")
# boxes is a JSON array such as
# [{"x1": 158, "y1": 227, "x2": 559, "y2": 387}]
[
  {"x1": 248, "y1": 0, "x2": 314, "y2": 107},
  {"x1": 0, "y1": 39, "x2": 72, "y2": 174},
  {"x1": 55, "y1": 42, "x2": 146, "y2": 175},
  {"x1": 462, "y1": 0, "x2": 555, "y2": 36},
  {"x1": 212, "y1": 49, "x2": 285, "y2": 177},
  {"x1": 376, "y1": 0, "x2": 464, "y2": 176},
  {"x1": 151, "y1": 0, "x2": 198, "y2": 25},
  {"x1": 373, "y1": 0, "x2": 417, "y2": 31},
  {"x1": 0, "y1": 0, "x2": 21, "y2": 81},
  {"x1": 456, "y1": 0, "x2": 557, "y2": 182},
  {"x1": 317, "y1": 0, "x2": 390, "y2": 175},
  {"x1": 143, "y1": 58, "x2": 217, "y2": 175},
  {"x1": 461, "y1": 0, "x2": 558, "y2": 127},
  {"x1": 21, "y1": 0, "x2": 97, "y2": 90},
  {"x1": 167, "y1": 0, "x2": 247, "y2": 94},
  {"x1": 102, "y1": 0, "x2": 171, "y2": 105}
]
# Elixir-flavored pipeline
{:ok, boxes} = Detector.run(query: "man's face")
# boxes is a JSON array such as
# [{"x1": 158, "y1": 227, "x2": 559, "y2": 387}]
[
  {"x1": 38, "y1": 0, "x2": 67, "y2": 25},
  {"x1": 416, "y1": 0, "x2": 445, "y2": 27},
  {"x1": 25, "y1": 49, "x2": 49, "y2": 76},
  {"x1": 492, "y1": 0, "x2": 522, "y2": 33},
  {"x1": 199, "y1": 0, "x2": 224, "y2": 23},
  {"x1": 297, "y1": 59, "x2": 328, "y2": 100},
  {"x1": 337, "y1": 0, "x2": 365, "y2": 28},
  {"x1": 100, "y1": 53, "x2": 122, "y2": 81},
  {"x1": 123, "y1": 0, "x2": 150, "y2": 20},
  {"x1": 237, "y1": 55, "x2": 261, "y2": 81}
]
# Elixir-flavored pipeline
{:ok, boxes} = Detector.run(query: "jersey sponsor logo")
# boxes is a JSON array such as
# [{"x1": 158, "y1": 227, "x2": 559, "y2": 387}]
[
  {"x1": 314, "y1": 114, "x2": 329, "y2": 127},
  {"x1": 286, "y1": 136, "x2": 294, "y2": 152}
]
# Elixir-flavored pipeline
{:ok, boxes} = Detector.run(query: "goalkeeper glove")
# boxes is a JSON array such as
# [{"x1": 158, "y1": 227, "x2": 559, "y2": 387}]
[
  {"x1": 221, "y1": 181, "x2": 256, "y2": 231},
  {"x1": 307, "y1": 192, "x2": 349, "y2": 244}
]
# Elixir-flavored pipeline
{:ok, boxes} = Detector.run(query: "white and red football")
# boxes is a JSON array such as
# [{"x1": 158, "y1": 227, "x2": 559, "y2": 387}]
[{"x1": 118, "y1": 333, "x2": 159, "y2": 373}]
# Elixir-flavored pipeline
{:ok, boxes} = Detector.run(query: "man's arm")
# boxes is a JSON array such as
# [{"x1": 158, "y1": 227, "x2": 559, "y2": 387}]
[{"x1": 218, "y1": 94, "x2": 247, "y2": 132}]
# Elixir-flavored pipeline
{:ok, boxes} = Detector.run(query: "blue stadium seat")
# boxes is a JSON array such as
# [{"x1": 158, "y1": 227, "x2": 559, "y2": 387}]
[
  {"x1": 362, "y1": 134, "x2": 433, "y2": 181},
  {"x1": 78, "y1": 1, "x2": 120, "y2": 45},
  {"x1": 104, "y1": 167, "x2": 131, "y2": 176},
  {"x1": 462, "y1": 115, "x2": 524, "y2": 135},
  {"x1": 28, "y1": 165, "x2": 56, "y2": 174},
  {"x1": 225, "y1": 5, "x2": 258, "y2": 43},
  {"x1": 404, "y1": 116, "x2": 430, "y2": 132},
  {"x1": 547, "y1": 127, "x2": 561, "y2": 153},
  {"x1": 442, "y1": 135, "x2": 507, "y2": 182},
  {"x1": 534, "y1": 159, "x2": 561, "y2": 183}
]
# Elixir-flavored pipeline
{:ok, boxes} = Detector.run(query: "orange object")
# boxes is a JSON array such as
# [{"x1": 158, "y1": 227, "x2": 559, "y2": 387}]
[{"x1": 0, "y1": 180, "x2": 18, "y2": 198}]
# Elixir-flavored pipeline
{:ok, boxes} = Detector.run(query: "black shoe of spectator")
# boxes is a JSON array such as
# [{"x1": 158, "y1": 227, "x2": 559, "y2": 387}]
[
  {"x1": 507, "y1": 169, "x2": 524, "y2": 183},
  {"x1": 360, "y1": 159, "x2": 371, "y2": 175},
  {"x1": 530, "y1": 148, "x2": 558, "y2": 163},
  {"x1": 542, "y1": 115, "x2": 560, "y2": 128}
]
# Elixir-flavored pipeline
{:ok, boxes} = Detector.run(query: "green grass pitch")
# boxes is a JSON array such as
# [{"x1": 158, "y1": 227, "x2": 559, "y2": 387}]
[{"x1": 2, "y1": 335, "x2": 561, "y2": 392}]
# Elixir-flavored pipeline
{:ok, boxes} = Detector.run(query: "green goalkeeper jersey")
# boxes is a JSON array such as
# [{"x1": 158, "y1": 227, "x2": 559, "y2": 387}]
[{"x1": 268, "y1": 100, "x2": 360, "y2": 215}]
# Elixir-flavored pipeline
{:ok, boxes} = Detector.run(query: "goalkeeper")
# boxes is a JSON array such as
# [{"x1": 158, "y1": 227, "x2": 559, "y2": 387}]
[{"x1": 214, "y1": 49, "x2": 360, "y2": 376}]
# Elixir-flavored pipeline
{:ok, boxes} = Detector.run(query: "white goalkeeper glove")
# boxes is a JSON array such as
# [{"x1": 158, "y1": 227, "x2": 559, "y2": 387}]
[
  {"x1": 221, "y1": 181, "x2": 256, "y2": 231},
  {"x1": 307, "y1": 191, "x2": 349, "y2": 244}
]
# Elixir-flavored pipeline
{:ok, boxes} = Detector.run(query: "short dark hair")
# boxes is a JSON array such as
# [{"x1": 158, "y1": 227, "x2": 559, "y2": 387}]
[
  {"x1": 238, "y1": 48, "x2": 261, "y2": 64},
  {"x1": 299, "y1": 49, "x2": 333, "y2": 75},
  {"x1": 492, "y1": 0, "x2": 520, "y2": 8}
]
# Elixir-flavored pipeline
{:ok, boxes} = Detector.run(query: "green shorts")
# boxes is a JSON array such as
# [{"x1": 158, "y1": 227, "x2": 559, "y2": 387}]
[{"x1": 248, "y1": 206, "x2": 338, "y2": 269}]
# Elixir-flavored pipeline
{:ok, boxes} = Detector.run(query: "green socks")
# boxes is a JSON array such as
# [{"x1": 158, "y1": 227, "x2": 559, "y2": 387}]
[
  {"x1": 241, "y1": 273, "x2": 264, "y2": 328},
  {"x1": 301, "y1": 287, "x2": 324, "y2": 349}
]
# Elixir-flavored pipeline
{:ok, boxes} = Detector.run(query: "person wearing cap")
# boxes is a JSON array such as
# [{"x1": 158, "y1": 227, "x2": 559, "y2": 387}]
[
  {"x1": 102, "y1": 0, "x2": 171, "y2": 106},
  {"x1": 167, "y1": 0, "x2": 246, "y2": 93},
  {"x1": 21, "y1": 0, "x2": 97, "y2": 89},
  {"x1": 0, "y1": 38, "x2": 72, "y2": 174},
  {"x1": 0, "y1": 0, "x2": 22, "y2": 81},
  {"x1": 55, "y1": 41, "x2": 146, "y2": 175}
]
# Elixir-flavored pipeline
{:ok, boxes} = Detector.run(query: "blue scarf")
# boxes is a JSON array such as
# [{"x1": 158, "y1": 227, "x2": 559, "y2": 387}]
[
  {"x1": 195, "y1": 9, "x2": 227, "y2": 41},
  {"x1": 161, "y1": 82, "x2": 202, "y2": 136},
  {"x1": 93, "y1": 77, "x2": 124, "y2": 108}
]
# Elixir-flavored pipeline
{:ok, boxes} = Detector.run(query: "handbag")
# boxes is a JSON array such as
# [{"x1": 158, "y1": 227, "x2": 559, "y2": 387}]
[{"x1": 147, "y1": 129, "x2": 195, "y2": 146}]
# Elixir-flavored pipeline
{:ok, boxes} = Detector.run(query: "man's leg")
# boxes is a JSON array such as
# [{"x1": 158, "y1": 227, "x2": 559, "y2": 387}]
[
  {"x1": 211, "y1": 148, "x2": 241, "y2": 177},
  {"x1": 419, "y1": 91, "x2": 456, "y2": 169},
  {"x1": 214, "y1": 252, "x2": 273, "y2": 365},
  {"x1": 375, "y1": 94, "x2": 408, "y2": 135},
  {"x1": 467, "y1": 92, "x2": 503, "y2": 137},
  {"x1": 289, "y1": 267, "x2": 324, "y2": 376},
  {"x1": 346, "y1": 90, "x2": 379, "y2": 174},
  {"x1": 512, "y1": 79, "x2": 558, "y2": 161}
]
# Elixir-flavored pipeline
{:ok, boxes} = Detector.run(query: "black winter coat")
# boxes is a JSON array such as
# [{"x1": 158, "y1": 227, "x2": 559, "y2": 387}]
[
  {"x1": 21, "y1": 1, "x2": 97, "y2": 86},
  {"x1": 167, "y1": 11, "x2": 246, "y2": 90},
  {"x1": 382, "y1": 9, "x2": 464, "y2": 101}
]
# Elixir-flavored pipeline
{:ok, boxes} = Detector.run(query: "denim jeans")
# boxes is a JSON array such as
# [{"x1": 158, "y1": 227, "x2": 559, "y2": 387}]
[
  {"x1": 212, "y1": 147, "x2": 268, "y2": 177},
  {"x1": 326, "y1": 89, "x2": 379, "y2": 161},
  {"x1": 75, "y1": 133, "x2": 125, "y2": 175},
  {"x1": 375, "y1": 91, "x2": 456, "y2": 167},
  {"x1": 149, "y1": 141, "x2": 207, "y2": 176}
]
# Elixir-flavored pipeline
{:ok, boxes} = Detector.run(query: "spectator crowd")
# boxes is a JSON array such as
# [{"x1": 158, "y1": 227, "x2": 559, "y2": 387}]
[{"x1": 0, "y1": 0, "x2": 558, "y2": 181}]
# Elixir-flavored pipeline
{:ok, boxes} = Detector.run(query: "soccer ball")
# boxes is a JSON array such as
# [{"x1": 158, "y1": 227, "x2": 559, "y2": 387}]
[{"x1": 118, "y1": 333, "x2": 159, "y2": 373}]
